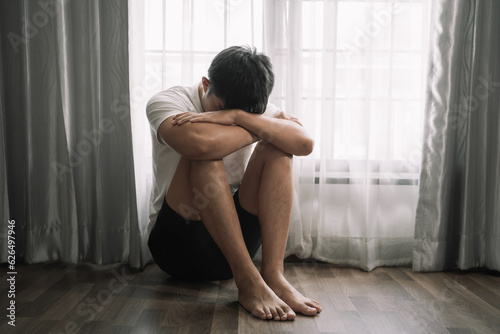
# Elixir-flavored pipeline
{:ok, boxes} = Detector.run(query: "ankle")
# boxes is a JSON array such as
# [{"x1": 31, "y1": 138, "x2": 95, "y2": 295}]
[
  {"x1": 260, "y1": 267, "x2": 285, "y2": 282},
  {"x1": 233, "y1": 265, "x2": 264, "y2": 288}
]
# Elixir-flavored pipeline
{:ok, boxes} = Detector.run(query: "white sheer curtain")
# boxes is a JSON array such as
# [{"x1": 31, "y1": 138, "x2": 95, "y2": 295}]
[{"x1": 129, "y1": 0, "x2": 431, "y2": 270}]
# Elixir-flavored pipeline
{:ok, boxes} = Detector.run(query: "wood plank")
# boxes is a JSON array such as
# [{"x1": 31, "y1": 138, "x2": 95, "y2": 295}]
[
  {"x1": 110, "y1": 295, "x2": 149, "y2": 326},
  {"x1": 399, "y1": 300, "x2": 449, "y2": 333},
  {"x1": 133, "y1": 308, "x2": 165, "y2": 333},
  {"x1": 9, "y1": 263, "x2": 65, "y2": 302},
  {"x1": 161, "y1": 300, "x2": 215, "y2": 331},
  {"x1": 0, "y1": 316, "x2": 33, "y2": 333},
  {"x1": 4, "y1": 262, "x2": 500, "y2": 333},
  {"x1": 106, "y1": 325, "x2": 134, "y2": 334},
  {"x1": 406, "y1": 270, "x2": 500, "y2": 331},
  {"x1": 237, "y1": 307, "x2": 294, "y2": 334},
  {"x1": 337, "y1": 310, "x2": 372, "y2": 333},
  {"x1": 313, "y1": 310, "x2": 346, "y2": 333},
  {"x1": 383, "y1": 266, "x2": 414, "y2": 282},
  {"x1": 446, "y1": 328, "x2": 476, "y2": 334},
  {"x1": 318, "y1": 269, "x2": 357, "y2": 312},
  {"x1": 16, "y1": 273, "x2": 72, "y2": 318},
  {"x1": 296, "y1": 263, "x2": 350, "y2": 332},
  {"x1": 467, "y1": 271, "x2": 500, "y2": 296},
  {"x1": 40, "y1": 283, "x2": 93, "y2": 320},
  {"x1": 330, "y1": 268, "x2": 362, "y2": 297},
  {"x1": 210, "y1": 279, "x2": 239, "y2": 332},
  {"x1": 78, "y1": 320, "x2": 111, "y2": 333}
]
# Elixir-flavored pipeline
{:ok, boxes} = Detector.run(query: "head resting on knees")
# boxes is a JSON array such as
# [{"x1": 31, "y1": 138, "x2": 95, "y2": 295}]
[{"x1": 202, "y1": 45, "x2": 274, "y2": 115}]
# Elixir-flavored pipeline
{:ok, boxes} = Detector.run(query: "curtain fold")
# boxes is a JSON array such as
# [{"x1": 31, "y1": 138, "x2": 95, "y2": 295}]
[
  {"x1": 128, "y1": 0, "x2": 154, "y2": 267},
  {"x1": 414, "y1": 0, "x2": 500, "y2": 271},
  {"x1": 0, "y1": 20, "x2": 12, "y2": 262},
  {"x1": 263, "y1": 0, "x2": 312, "y2": 260},
  {"x1": 264, "y1": 0, "x2": 429, "y2": 271},
  {"x1": 0, "y1": 0, "x2": 142, "y2": 267}
]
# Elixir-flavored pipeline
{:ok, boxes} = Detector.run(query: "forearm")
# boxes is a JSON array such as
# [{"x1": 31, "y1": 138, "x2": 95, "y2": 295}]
[
  {"x1": 235, "y1": 111, "x2": 314, "y2": 156},
  {"x1": 193, "y1": 124, "x2": 258, "y2": 160},
  {"x1": 161, "y1": 119, "x2": 258, "y2": 160}
]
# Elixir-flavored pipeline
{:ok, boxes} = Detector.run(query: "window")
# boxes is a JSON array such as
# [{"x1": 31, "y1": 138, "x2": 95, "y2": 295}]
[
  {"x1": 131, "y1": 0, "x2": 431, "y2": 267},
  {"x1": 144, "y1": 0, "x2": 264, "y2": 89},
  {"x1": 141, "y1": 0, "x2": 430, "y2": 168}
]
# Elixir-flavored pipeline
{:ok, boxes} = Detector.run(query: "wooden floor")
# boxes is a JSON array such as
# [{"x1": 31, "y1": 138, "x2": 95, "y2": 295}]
[{"x1": 1, "y1": 260, "x2": 500, "y2": 334}]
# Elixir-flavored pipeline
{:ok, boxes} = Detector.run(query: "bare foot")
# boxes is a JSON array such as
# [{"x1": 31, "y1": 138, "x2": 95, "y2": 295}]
[
  {"x1": 235, "y1": 274, "x2": 296, "y2": 321},
  {"x1": 262, "y1": 272, "x2": 322, "y2": 316}
]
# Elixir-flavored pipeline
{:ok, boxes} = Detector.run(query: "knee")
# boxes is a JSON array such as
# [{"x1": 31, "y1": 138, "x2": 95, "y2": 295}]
[
  {"x1": 188, "y1": 158, "x2": 228, "y2": 186},
  {"x1": 189, "y1": 159, "x2": 225, "y2": 169},
  {"x1": 189, "y1": 159, "x2": 227, "y2": 178},
  {"x1": 254, "y1": 141, "x2": 293, "y2": 162}
]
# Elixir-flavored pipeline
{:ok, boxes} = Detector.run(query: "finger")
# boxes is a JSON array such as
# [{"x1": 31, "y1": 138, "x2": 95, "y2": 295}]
[
  {"x1": 171, "y1": 113, "x2": 190, "y2": 124},
  {"x1": 190, "y1": 116, "x2": 214, "y2": 123},
  {"x1": 172, "y1": 112, "x2": 190, "y2": 120},
  {"x1": 189, "y1": 117, "x2": 206, "y2": 123},
  {"x1": 172, "y1": 116, "x2": 187, "y2": 125},
  {"x1": 175, "y1": 114, "x2": 198, "y2": 124}
]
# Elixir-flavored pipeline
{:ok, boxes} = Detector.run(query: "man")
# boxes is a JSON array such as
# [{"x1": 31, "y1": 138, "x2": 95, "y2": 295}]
[{"x1": 147, "y1": 46, "x2": 322, "y2": 321}]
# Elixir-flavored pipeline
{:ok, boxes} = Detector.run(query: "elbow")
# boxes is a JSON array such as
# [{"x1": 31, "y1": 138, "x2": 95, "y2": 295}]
[
  {"x1": 303, "y1": 138, "x2": 315, "y2": 155},
  {"x1": 296, "y1": 137, "x2": 314, "y2": 156},
  {"x1": 181, "y1": 141, "x2": 210, "y2": 160},
  {"x1": 180, "y1": 135, "x2": 217, "y2": 160},
  {"x1": 163, "y1": 123, "x2": 215, "y2": 160}
]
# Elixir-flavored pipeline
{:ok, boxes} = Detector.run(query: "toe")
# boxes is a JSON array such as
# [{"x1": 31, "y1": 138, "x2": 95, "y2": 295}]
[
  {"x1": 302, "y1": 306, "x2": 318, "y2": 316},
  {"x1": 284, "y1": 307, "x2": 296, "y2": 320},
  {"x1": 311, "y1": 299, "x2": 321, "y2": 307},
  {"x1": 277, "y1": 308, "x2": 287, "y2": 321},
  {"x1": 271, "y1": 308, "x2": 280, "y2": 321},
  {"x1": 307, "y1": 301, "x2": 322, "y2": 312},
  {"x1": 254, "y1": 309, "x2": 267, "y2": 320},
  {"x1": 264, "y1": 306, "x2": 273, "y2": 320},
  {"x1": 314, "y1": 303, "x2": 323, "y2": 312}
]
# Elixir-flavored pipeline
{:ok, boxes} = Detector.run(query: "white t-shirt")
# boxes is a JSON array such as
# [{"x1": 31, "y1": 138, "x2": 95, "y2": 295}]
[{"x1": 146, "y1": 83, "x2": 279, "y2": 232}]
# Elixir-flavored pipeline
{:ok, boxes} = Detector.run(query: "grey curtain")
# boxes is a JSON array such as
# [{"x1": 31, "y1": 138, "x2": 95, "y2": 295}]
[
  {"x1": 0, "y1": 17, "x2": 10, "y2": 259},
  {"x1": 414, "y1": 0, "x2": 500, "y2": 271},
  {"x1": 0, "y1": 0, "x2": 143, "y2": 267}
]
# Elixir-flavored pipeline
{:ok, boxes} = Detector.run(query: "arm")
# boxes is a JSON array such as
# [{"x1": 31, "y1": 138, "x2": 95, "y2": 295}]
[
  {"x1": 187, "y1": 110, "x2": 314, "y2": 156},
  {"x1": 158, "y1": 115, "x2": 259, "y2": 160},
  {"x1": 235, "y1": 110, "x2": 314, "y2": 156}
]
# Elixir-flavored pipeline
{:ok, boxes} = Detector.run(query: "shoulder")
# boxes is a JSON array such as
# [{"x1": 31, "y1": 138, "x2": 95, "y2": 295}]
[
  {"x1": 146, "y1": 84, "x2": 200, "y2": 144},
  {"x1": 147, "y1": 85, "x2": 195, "y2": 112}
]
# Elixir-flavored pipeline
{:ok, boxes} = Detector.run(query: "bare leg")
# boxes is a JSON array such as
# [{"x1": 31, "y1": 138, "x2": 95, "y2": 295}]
[
  {"x1": 238, "y1": 141, "x2": 322, "y2": 316},
  {"x1": 166, "y1": 157, "x2": 295, "y2": 321}
]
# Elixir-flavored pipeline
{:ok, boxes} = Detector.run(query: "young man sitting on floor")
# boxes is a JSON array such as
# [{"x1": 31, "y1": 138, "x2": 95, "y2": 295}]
[{"x1": 146, "y1": 46, "x2": 322, "y2": 321}]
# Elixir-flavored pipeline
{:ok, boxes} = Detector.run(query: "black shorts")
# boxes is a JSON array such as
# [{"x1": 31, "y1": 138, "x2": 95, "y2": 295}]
[{"x1": 148, "y1": 190, "x2": 262, "y2": 281}]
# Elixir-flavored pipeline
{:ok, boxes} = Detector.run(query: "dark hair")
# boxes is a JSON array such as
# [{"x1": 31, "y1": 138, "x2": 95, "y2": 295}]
[{"x1": 207, "y1": 46, "x2": 274, "y2": 114}]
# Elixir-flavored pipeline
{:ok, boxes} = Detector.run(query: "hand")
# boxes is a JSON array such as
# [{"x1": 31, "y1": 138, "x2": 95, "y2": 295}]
[
  {"x1": 274, "y1": 111, "x2": 303, "y2": 126},
  {"x1": 188, "y1": 109, "x2": 240, "y2": 126},
  {"x1": 171, "y1": 112, "x2": 199, "y2": 125}
]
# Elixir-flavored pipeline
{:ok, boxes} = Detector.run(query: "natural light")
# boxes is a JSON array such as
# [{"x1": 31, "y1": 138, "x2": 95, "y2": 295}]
[
  {"x1": 129, "y1": 0, "x2": 431, "y2": 271},
  {"x1": 142, "y1": 0, "x2": 429, "y2": 162}
]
